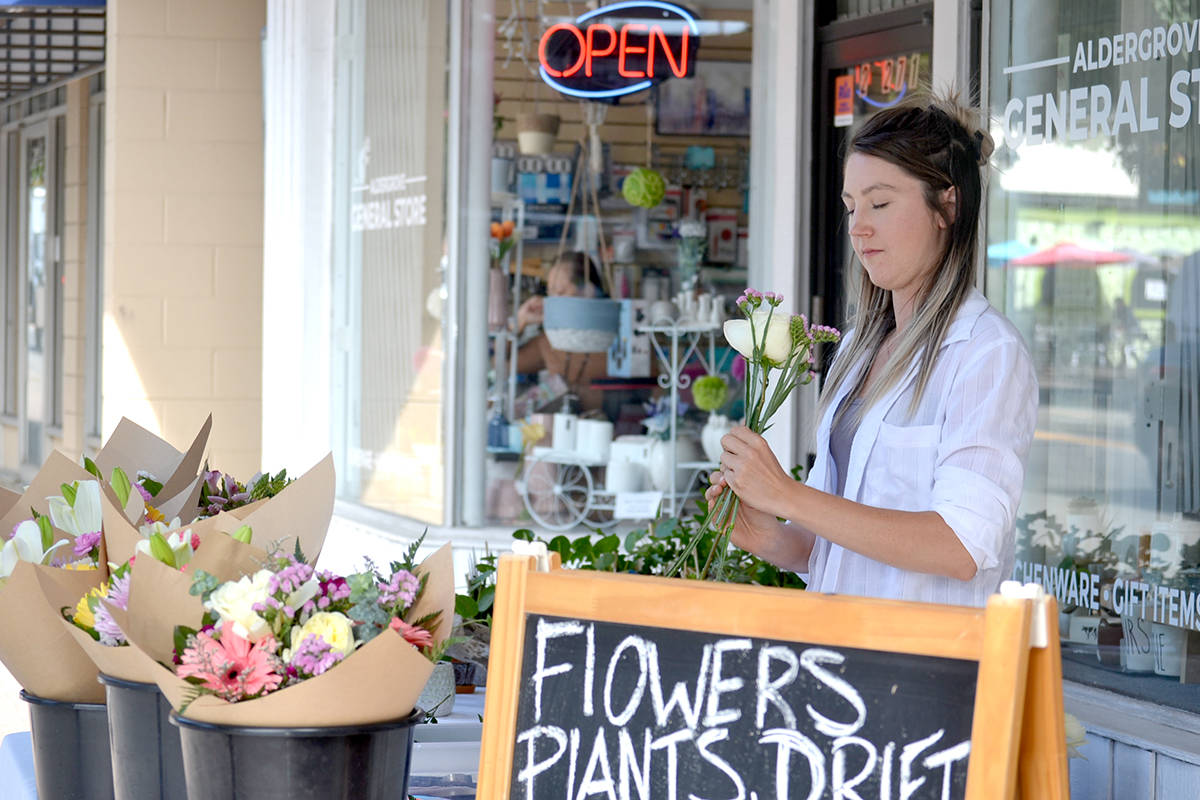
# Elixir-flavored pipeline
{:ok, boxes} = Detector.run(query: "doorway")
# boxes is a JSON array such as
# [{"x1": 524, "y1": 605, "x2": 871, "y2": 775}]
[
  {"x1": 811, "y1": 5, "x2": 935, "y2": 348},
  {"x1": 17, "y1": 117, "x2": 63, "y2": 471}
]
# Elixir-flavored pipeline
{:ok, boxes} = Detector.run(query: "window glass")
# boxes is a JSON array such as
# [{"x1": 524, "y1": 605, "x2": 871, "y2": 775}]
[
  {"x1": 989, "y1": 0, "x2": 1200, "y2": 701},
  {"x1": 331, "y1": 0, "x2": 450, "y2": 523},
  {"x1": 484, "y1": 2, "x2": 756, "y2": 528}
]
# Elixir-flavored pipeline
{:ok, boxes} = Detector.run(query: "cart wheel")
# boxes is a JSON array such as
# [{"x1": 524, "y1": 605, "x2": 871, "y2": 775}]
[{"x1": 521, "y1": 457, "x2": 593, "y2": 531}]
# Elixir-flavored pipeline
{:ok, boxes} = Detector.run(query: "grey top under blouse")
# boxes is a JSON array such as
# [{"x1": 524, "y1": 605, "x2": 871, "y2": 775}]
[{"x1": 830, "y1": 395, "x2": 863, "y2": 498}]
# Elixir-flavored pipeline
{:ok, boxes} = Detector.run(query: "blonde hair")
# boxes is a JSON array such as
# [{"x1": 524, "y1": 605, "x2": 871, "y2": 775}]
[{"x1": 818, "y1": 93, "x2": 994, "y2": 427}]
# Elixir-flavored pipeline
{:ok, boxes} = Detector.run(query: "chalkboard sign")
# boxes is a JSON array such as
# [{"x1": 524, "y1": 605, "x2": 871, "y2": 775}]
[
  {"x1": 513, "y1": 614, "x2": 977, "y2": 799},
  {"x1": 479, "y1": 556, "x2": 1069, "y2": 800}
]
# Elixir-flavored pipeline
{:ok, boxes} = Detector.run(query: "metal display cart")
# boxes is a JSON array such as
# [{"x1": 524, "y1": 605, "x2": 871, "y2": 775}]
[{"x1": 515, "y1": 316, "x2": 720, "y2": 530}]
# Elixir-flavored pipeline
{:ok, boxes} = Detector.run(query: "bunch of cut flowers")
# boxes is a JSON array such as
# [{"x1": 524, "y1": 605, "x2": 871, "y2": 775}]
[
  {"x1": 118, "y1": 536, "x2": 454, "y2": 727},
  {"x1": 667, "y1": 289, "x2": 840, "y2": 580}
]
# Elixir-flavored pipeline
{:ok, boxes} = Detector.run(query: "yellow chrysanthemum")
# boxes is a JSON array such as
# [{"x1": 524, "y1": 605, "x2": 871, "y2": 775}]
[
  {"x1": 63, "y1": 561, "x2": 99, "y2": 571},
  {"x1": 144, "y1": 504, "x2": 165, "y2": 524},
  {"x1": 73, "y1": 585, "x2": 107, "y2": 629}
]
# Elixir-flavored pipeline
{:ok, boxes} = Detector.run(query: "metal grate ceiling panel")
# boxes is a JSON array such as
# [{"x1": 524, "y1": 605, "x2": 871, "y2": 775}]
[{"x1": 0, "y1": 7, "x2": 104, "y2": 101}]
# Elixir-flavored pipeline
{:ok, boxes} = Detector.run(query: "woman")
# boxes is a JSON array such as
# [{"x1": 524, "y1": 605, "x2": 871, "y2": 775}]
[
  {"x1": 708, "y1": 96, "x2": 1038, "y2": 606},
  {"x1": 515, "y1": 252, "x2": 610, "y2": 413}
]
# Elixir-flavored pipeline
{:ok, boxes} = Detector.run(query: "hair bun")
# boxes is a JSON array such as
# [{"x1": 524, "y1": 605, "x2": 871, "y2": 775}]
[{"x1": 973, "y1": 129, "x2": 995, "y2": 167}]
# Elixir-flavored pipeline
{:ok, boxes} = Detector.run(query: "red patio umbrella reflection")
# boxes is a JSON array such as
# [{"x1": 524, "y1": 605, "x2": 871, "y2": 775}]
[{"x1": 1009, "y1": 242, "x2": 1132, "y2": 267}]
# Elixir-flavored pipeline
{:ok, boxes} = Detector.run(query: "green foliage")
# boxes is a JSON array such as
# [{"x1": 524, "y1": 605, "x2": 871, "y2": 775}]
[
  {"x1": 455, "y1": 547, "x2": 498, "y2": 627},
  {"x1": 347, "y1": 572, "x2": 391, "y2": 643},
  {"x1": 249, "y1": 469, "x2": 290, "y2": 501},
  {"x1": 82, "y1": 457, "x2": 102, "y2": 479},
  {"x1": 503, "y1": 506, "x2": 806, "y2": 588},
  {"x1": 188, "y1": 570, "x2": 221, "y2": 603},
  {"x1": 60, "y1": 482, "x2": 78, "y2": 507}
]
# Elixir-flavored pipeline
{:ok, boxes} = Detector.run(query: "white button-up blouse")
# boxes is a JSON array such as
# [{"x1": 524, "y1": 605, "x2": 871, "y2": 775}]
[{"x1": 803, "y1": 288, "x2": 1039, "y2": 607}]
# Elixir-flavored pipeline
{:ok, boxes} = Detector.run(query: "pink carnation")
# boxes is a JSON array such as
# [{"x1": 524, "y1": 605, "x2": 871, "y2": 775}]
[{"x1": 177, "y1": 629, "x2": 283, "y2": 701}]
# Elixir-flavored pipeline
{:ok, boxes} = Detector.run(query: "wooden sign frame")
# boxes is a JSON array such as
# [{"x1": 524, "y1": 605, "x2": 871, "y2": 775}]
[{"x1": 478, "y1": 554, "x2": 1069, "y2": 800}]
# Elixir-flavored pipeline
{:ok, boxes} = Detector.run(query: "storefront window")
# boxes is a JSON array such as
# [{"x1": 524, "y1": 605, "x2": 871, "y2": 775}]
[
  {"x1": 989, "y1": 0, "x2": 1200, "y2": 702},
  {"x1": 332, "y1": 0, "x2": 450, "y2": 524},
  {"x1": 483, "y1": 1, "x2": 755, "y2": 527}
]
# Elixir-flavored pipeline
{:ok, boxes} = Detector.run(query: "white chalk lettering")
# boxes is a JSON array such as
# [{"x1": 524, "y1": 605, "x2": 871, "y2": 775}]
[
  {"x1": 801, "y1": 649, "x2": 867, "y2": 738},
  {"x1": 922, "y1": 740, "x2": 971, "y2": 800},
  {"x1": 704, "y1": 639, "x2": 751, "y2": 728},
  {"x1": 604, "y1": 636, "x2": 650, "y2": 726},
  {"x1": 516, "y1": 725, "x2": 568, "y2": 799},
  {"x1": 756, "y1": 645, "x2": 800, "y2": 730},
  {"x1": 648, "y1": 642, "x2": 711, "y2": 729},
  {"x1": 575, "y1": 728, "x2": 617, "y2": 800},
  {"x1": 832, "y1": 736, "x2": 878, "y2": 800},
  {"x1": 533, "y1": 619, "x2": 586, "y2": 722},
  {"x1": 617, "y1": 729, "x2": 652, "y2": 800},
  {"x1": 760, "y1": 728, "x2": 826, "y2": 800},
  {"x1": 900, "y1": 729, "x2": 944, "y2": 800},
  {"x1": 693, "y1": 728, "x2": 747, "y2": 800},
  {"x1": 650, "y1": 729, "x2": 695, "y2": 800}
]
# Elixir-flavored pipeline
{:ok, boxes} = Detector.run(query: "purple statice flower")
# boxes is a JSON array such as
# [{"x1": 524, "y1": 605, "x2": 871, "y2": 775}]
[
  {"x1": 94, "y1": 572, "x2": 131, "y2": 646},
  {"x1": 317, "y1": 571, "x2": 351, "y2": 603},
  {"x1": 72, "y1": 531, "x2": 103, "y2": 559},
  {"x1": 378, "y1": 569, "x2": 420, "y2": 608},
  {"x1": 289, "y1": 633, "x2": 345, "y2": 678},
  {"x1": 267, "y1": 559, "x2": 315, "y2": 597},
  {"x1": 134, "y1": 482, "x2": 154, "y2": 503}
]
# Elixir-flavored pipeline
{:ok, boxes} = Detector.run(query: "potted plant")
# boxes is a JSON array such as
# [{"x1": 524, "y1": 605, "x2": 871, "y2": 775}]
[{"x1": 516, "y1": 111, "x2": 560, "y2": 155}]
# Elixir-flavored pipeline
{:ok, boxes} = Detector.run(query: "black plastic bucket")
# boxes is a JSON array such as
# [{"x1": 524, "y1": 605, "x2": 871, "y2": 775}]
[
  {"x1": 98, "y1": 673, "x2": 188, "y2": 800},
  {"x1": 170, "y1": 709, "x2": 420, "y2": 800},
  {"x1": 20, "y1": 689, "x2": 115, "y2": 800}
]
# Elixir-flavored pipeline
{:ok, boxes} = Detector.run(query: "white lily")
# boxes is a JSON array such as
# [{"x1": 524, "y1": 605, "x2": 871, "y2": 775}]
[
  {"x1": 47, "y1": 480, "x2": 103, "y2": 539},
  {"x1": 723, "y1": 310, "x2": 793, "y2": 365},
  {"x1": 0, "y1": 520, "x2": 69, "y2": 579}
]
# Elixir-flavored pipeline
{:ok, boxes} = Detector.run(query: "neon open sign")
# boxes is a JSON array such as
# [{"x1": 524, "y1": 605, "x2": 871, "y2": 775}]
[{"x1": 538, "y1": 1, "x2": 701, "y2": 100}]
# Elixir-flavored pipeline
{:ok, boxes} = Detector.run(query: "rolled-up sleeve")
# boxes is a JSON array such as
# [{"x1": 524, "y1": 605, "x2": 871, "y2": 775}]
[{"x1": 931, "y1": 337, "x2": 1038, "y2": 572}]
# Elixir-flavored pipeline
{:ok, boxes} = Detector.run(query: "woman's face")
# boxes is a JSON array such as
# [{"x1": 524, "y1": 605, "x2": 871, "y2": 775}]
[
  {"x1": 547, "y1": 263, "x2": 580, "y2": 297},
  {"x1": 841, "y1": 152, "x2": 949, "y2": 303}
]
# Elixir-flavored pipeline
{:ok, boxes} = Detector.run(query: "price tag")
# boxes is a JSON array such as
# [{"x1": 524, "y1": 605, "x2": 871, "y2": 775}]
[{"x1": 614, "y1": 491, "x2": 663, "y2": 519}]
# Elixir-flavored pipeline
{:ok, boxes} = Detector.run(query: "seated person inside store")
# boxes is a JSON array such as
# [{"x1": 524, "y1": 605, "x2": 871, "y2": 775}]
[{"x1": 513, "y1": 252, "x2": 620, "y2": 418}]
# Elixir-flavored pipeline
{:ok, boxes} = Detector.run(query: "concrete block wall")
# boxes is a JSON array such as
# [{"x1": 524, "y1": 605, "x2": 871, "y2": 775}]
[
  {"x1": 53, "y1": 79, "x2": 91, "y2": 459},
  {"x1": 104, "y1": 0, "x2": 266, "y2": 477}
]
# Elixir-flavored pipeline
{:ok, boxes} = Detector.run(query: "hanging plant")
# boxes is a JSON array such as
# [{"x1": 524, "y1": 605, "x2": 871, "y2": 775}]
[{"x1": 622, "y1": 166, "x2": 666, "y2": 209}]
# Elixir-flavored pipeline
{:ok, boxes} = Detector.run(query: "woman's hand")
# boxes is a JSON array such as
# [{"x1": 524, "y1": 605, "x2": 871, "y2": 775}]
[
  {"x1": 717, "y1": 426, "x2": 791, "y2": 517},
  {"x1": 705, "y1": 470, "x2": 787, "y2": 560},
  {"x1": 516, "y1": 295, "x2": 544, "y2": 333}
]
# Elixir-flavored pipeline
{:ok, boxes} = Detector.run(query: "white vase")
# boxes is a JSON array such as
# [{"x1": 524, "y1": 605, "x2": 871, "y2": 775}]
[
  {"x1": 647, "y1": 436, "x2": 702, "y2": 492},
  {"x1": 701, "y1": 413, "x2": 732, "y2": 464}
]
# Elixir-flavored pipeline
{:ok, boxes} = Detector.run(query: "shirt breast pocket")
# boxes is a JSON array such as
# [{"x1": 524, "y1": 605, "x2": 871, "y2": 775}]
[{"x1": 864, "y1": 421, "x2": 939, "y2": 510}]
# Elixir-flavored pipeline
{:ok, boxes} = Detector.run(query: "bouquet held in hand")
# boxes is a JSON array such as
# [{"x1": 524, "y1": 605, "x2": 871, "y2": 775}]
[{"x1": 668, "y1": 289, "x2": 840, "y2": 579}]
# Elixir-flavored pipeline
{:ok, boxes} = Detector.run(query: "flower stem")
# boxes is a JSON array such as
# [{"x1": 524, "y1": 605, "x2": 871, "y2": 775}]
[{"x1": 666, "y1": 488, "x2": 734, "y2": 578}]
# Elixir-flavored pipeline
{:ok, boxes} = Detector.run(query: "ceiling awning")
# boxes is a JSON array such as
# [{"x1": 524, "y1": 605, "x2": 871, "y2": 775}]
[{"x1": 0, "y1": 4, "x2": 104, "y2": 101}]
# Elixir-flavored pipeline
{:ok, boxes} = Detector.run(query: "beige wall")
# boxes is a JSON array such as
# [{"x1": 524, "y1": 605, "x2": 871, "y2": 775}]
[
  {"x1": 104, "y1": 0, "x2": 266, "y2": 478},
  {"x1": 51, "y1": 79, "x2": 91, "y2": 461}
]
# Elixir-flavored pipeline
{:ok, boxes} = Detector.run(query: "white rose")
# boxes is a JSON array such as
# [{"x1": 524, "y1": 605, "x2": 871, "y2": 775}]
[
  {"x1": 205, "y1": 569, "x2": 274, "y2": 642},
  {"x1": 723, "y1": 310, "x2": 793, "y2": 365}
]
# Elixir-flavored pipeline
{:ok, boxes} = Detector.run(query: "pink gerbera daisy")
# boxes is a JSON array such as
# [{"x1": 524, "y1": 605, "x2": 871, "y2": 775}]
[
  {"x1": 389, "y1": 617, "x2": 434, "y2": 651},
  {"x1": 177, "y1": 629, "x2": 283, "y2": 701}
]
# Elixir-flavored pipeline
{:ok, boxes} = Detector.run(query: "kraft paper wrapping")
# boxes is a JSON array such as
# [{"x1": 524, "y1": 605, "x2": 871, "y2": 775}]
[
  {"x1": 232, "y1": 454, "x2": 336, "y2": 563},
  {"x1": 118, "y1": 542, "x2": 453, "y2": 727},
  {"x1": 94, "y1": 415, "x2": 212, "y2": 507},
  {"x1": 101, "y1": 486, "x2": 269, "y2": 575},
  {"x1": 61, "y1": 617, "x2": 164, "y2": 685},
  {"x1": 0, "y1": 450, "x2": 96, "y2": 548},
  {"x1": 0, "y1": 562, "x2": 106, "y2": 702}
]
